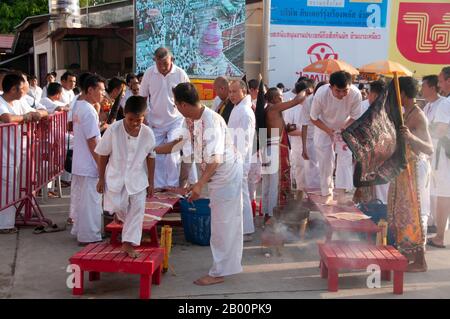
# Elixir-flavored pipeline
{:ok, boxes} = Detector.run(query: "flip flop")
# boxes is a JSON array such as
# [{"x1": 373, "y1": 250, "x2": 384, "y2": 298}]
[
  {"x1": 33, "y1": 223, "x2": 66, "y2": 235},
  {"x1": 427, "y1": 238, "x2": 446, "y2": 249}
]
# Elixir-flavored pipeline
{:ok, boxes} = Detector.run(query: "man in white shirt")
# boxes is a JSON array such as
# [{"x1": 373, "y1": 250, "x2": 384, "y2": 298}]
[
  {"x1": 228, "y1": 80, "x2": 256, "y2": 241},
  {"x1": 139, "y1": 47, "x2": 190, "y2": 189},
  {"x1": 27, "y1": 75, "x2": 43, "y2": 104},
  {"x1": 120, "y1": 74, "x2": 139, "y2": 109},
  {"x1": 248, "y1": 79, "x2": 259, "y2": 109},
  {"x1": 174, "y1": 82, "x2": 243, "y2": 286},
  {"x1": 310, "y1": 71, "x2": 362, "y2": 202},
  {"x1": 70, "y1": 75, "x2": 104, "y2": 245},
  {"x1": 212, "y1": 76, "x2": 229, "y2": 112},
  {"x1": 40, "y1": 82, "x2": 69, "y2": 114},
  {"x1": 428, "y1": 67, "x2": 450, "y2": 249},
  {"x1": 41, "y1": 72, "x2": 56, "y2": 100},
  {"x1": 59, "y1": 71, "x2": 76, "y2": 105},
  {"x1": 0, "y1": 73, "x2": 48, "y2": 234}
]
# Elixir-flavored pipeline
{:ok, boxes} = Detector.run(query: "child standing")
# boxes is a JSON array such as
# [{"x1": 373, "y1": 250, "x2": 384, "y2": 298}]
[{"x1": 95, "y1": 96, "x2": 156, "y2": 258}]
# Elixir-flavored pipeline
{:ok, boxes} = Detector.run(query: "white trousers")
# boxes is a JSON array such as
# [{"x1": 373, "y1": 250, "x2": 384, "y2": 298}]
[
  {"x1": 303, "y1": 138, "x2": 320, "y2": 189},
  {"x1": 290, "y1": 142, "x2": 305, "y2": 191},
  {"x1": 208, "y1": 162, "x2": 243, "y2": 277},
  {"x1": 315, "y1": 141, "x2": 335, "y2": 196},
  {"x1": 261, "y1": 142, "x2": 279, "y2": 217},
  {"x1": 70, "y1": 175, "x2": 102, "y2": 243},
  {"x1": 0, "y1": 166, "x2": 18, "y2": 230},
  {"x1": 242, "y1": 163, "x2": 254, "y2": 234},
  {"x1": 417, "y1": 157, "x2": 431, "y2": 242},
  {"x1": 104, "y1": 188, "x2": 147, "y2": 246},
  {"x1": 335, "y1": 140, "x2": 354, "y2": 191},
  {"x1": 152, "y1": 119, "x2": 183, "y2": 188}
]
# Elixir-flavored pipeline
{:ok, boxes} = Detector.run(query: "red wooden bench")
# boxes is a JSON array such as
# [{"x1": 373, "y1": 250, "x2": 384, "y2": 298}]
[
  {"x1": 318, "y1": 241, "x2": 408, "y2": 294},
  {"x1": 69, "y1": 243, "x2": 164, "y2": 299},
  {"x1": 306, "y1": 191, "x2": 380, "y2": 242}
]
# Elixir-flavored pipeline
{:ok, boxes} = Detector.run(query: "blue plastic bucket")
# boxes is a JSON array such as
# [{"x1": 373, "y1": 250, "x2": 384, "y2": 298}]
[{"x1": 180, "y1": 198, "x2": 211, "y2": 246}]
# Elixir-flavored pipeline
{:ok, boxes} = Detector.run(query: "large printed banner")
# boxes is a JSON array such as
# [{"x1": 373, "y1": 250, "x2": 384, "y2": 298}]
[
  {"x1": 269, "y1": 0, "x2": 389, "y2": 87},
  {"x1": 135, "y1": 0, "x2": 246, "y2": 78},
  {"x1": 389, "y1": 0, "x2": 450, "y2": 77}
]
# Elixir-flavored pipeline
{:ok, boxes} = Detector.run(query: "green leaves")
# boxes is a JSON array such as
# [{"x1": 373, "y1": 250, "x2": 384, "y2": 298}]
[{"x1": 0, "y1": 0, "x2": 48, "y2": 33}]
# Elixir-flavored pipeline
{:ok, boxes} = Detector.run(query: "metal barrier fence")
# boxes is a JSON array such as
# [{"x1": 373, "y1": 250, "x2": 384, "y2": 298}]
[{"x1": 0, "y1": 111, "x2": 67, "y2": 227}]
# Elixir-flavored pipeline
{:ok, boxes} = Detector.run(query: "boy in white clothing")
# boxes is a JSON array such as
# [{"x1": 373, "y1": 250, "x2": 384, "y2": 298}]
[{"x1": 95, "y1": 96, "x2": 156, "y2": 258}]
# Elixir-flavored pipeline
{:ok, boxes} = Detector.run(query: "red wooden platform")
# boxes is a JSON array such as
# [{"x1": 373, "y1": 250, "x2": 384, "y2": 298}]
[
  {"x1": 306, "y1": 190, "x2": 380, "y2": 242},
  {"x1": 318, "y1": 241, "x2": 408, "y2": 294},
  {"x1": 69, "y1": 243, "x2": 164, "y2": 299}
]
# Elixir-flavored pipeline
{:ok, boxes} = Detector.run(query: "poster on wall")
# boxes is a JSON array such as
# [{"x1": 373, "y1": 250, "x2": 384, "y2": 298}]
[
  {"x1": 269, "y1": 0, "x2": 390, "y2": 87},
  {"x1": 135, "y1": 0, "x2": 246, "y2": 78},
  {"x1": 388, "y1": 0, "x2": 450, "y2": 78}
]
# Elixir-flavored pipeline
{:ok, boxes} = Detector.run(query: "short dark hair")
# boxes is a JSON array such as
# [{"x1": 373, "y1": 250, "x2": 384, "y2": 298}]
[
  {"x1": 126, "y1": 73, "x2": 137, "y2": 85},
  {"x1": 2, "y1": 73, "x2": 25, "y2": 93},
  {"x1": 423, "y1": 75, "x2": 439, "y2": 91},
  {"x1": 124, "y1": 96, "x2": 147, "y2": 114},
  {"x1": 399, "y1": 76, "x2": 418, "y2": 99},
  {"x1": 83, "y1": 75, "x2": 105, "y2": 94},
  {"x1": 295, "y1": 78, "x2": 315, "y2": 93},
  {"x1": 265, "y1": 87, "x2": 281, "y2": 104},
  {"x1": 137, "y1": 72, "x2": 144, "y2": 79},
  {"x1": 172, "y1": 82, "x2": 200, "y2": 106},
  {"x1": 441, "y1": 66, "x2": 450, "y2": 80},
  {"x1": 47, "y1": 82, "x2": 63, "y2": 97},
  {"x1": 314, "y1": 81, "x2": 327, "y2": 95},
  {"x1": 61, "y1": 71, "x2": 76, "y2": 82},
  {"x1": 77, "y1": 72, "x2": 93, "y2": 92},
  {"x1": 329, "y1": 71, "x2": 352, "y2": 89},
  {"x1": 248, "y1": 79, "x2": 259, "y2": 90},
  {"x1": 154, "y1": 47, "x2": 172, "y2": 60},
  {"x1": 369, "y1": 80, "x2": 386, "y2": 96},
  {"x1": 276, "y1": 83, "x2": 285, "y2": 90},
  {"x1": 27, "y1": 75, "x2": 37, "y2": 82},
  {"x1": 107, "y1": 77, "x2": 126, "y2": 93},
  {"x1": 296, "y1": 76, "x2": 308, "y2": 84}
]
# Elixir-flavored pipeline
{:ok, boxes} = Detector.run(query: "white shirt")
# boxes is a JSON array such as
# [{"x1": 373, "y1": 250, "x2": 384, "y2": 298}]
[
  {"x1": 424, "y1": 96, "x2": 447, "y2": 124},
  {"x1": 432, "y1": 96, "x2": 450, "y2": 139},
  {"x1": 72, "y1": 100, "x2": 100, "y2": 177},
  {"x1": 310, "y1": 84, "x2": 362, "y2": 144},
  {"x1": 284, "y1": 102, "x2": 304, "y2": 151},
  {"x1": 28, "y1": 86, "x2": 43, "y2": 104},
  {"x1": 301, "y1": 95, "x2": 315, "y2": 139},
  {"x1": 40, "y1": 97, "x2": 66, "y2": 114},
  {"x1": 95, "y1": 120, "x2": 156, "y2": 195},
  {"x1": 360, "y1": 99, "x2": 370, "y2": 116},
  {"x1": 41, "y1": 86, "x2": 48, "y2": 99},
  {"x1": 60, "y1": 88, "x2": 75, "y2": 106},
  {"x1": 0, "y1": 96, "x2": 34, "y2": 167},
  {"x1": 139, "y1": 64, "x2": 189, "y2": 128},
  {"x1": 227, "y1": 95, "x2": 255, "y2": 164},
  {"x1": 21, "y1": 95, "x2": 46, "y2": 110},
  {"x1": 212, "y1": 96, "x2": 223, "y2": 112},
  {"x1": 119, "y1": 88, "x2": 133, "y2": 109},
  {"x1": 68, "y1": 94, "x2": 81, "y2": 122}
]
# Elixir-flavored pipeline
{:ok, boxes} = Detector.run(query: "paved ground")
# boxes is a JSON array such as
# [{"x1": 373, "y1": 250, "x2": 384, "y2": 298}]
[{"x1": 1, "y1": 189, "x2": 450, "y2": 299}]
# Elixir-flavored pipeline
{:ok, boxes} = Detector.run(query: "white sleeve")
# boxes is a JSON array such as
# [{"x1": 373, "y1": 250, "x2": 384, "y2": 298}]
[
  {"x1": 0, "y1": 102, "x2": 10, "y2": 116},
  {"x1": 349, "y1": 90, "x2": 363, "y2": 119},
  {"x1": 95, "y1": 125, "x2": 113, "y2": 156},
  {"x1": 35, "y1": 101, "x2": 47, "y2": 111},
  {"x1": 434, "y1": 99, "x2": 450, "y2": 125},
  {"x1": 147, "y1": 128, "x2": 157, "y2": 158},
  {"x1": 204, "y1": 119, "x2": 225, "y2": 162},
  {"x1": 301, "y1": 98, "x2": 312, "y2": 126},
  {"x1": 80, "y1": 109, "x2": 100, "y2": 140},
  {"x1": 310, "y1": 93, "x2": 323, "y2": 121}
]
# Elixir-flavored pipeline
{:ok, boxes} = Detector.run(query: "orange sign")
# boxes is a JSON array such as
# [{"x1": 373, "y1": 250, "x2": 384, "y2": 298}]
[{"x1": 191, "y1": 79, "x2": 216, "y2": 101}]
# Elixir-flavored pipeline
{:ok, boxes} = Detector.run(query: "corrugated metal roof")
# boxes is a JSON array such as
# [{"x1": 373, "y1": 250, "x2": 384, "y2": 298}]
[{"x1": 0, "y1": 35, "x2": 14, "y2": 49}]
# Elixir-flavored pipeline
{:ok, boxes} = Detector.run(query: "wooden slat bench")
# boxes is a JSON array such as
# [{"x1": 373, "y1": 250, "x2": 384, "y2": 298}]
[
  {"x1": 318, "y1": 241, "x2": 408, "y2": 294},
  {"x1": 306, "y1": 191, "x2": 380, "y2": 242},
  {"x1": 69, "y1": 243, "x2": 164, "y2": 299}
]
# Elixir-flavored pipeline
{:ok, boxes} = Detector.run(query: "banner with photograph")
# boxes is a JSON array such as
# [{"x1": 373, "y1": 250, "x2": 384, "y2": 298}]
[{"x1": 135, "y1": 0, "x2": 246, "y2": 78}]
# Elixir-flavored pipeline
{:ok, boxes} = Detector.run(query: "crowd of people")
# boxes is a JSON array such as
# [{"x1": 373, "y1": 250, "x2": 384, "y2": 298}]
[{"x1": 1, "y1": 47, "x2": 449, "y2": 285}]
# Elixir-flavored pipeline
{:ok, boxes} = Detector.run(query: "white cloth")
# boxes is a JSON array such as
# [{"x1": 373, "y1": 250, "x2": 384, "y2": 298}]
[
  {"x1": 311, "y1": 84, "x2": 362, "y2": 196},
  {"x1": 417, "y1": 156, "x2": 431, "y2": 242},
  {"x1": 28, "y1": 86, "x2": 43, "y2": 104},
  {"x1": 285, "y1": 102, "x2": 305, "y2": 190},
  {"x1": 104, "y1": 188, "x2": 147, "y2": 246},
  {"x1": 430, "y1": 97, "x2": 450, "y2": 197},
  {"x1": 261, "y1": 137, "x2": 280, "y2": 217},
  {"x1": 70, "y1": 175, "x2": 102, "y2": 243},
  {"x1": 119, "y1": 88, "x2": 133, "y2": 108},
  {"x1": 227, "y1": 95, "x2": 255, "y2": 234},
  {"x1": 360, "y1": 99, "x2": 370, "y2": 116},
  {"x1": 39, "y1": 97, "x2": 66, "y2": 114},
  {"x1": 68, "y1": 94, "x2": 81, "y2": 122},
  {"x1": 301, "y1": 95, "x2": 315, "y2": 138},
  {"x1": 334, "y1": 133, "x2": 354, "y2": 191},
  {"x1": 71, "y1": 100, "x2": 100, "y2": 178},
  {"x1": 139, "y1": 64, "x2": 189, "y2": 128},
  {"x1": 95, "y1": 120, "x2": 156, "y2": 195},
  {"x1": 303, "y1": 138, "x2": 320, "y2": 189},
  {"x1": 0, "y1": 165, "x2": 18, "y2": 229},
  {"x1": 60, "y1": 88, "x2": 75, "y2": 106},
  {"x1": 41, "y1": 86, "x2": 48, "y2": 99},
  {"x1": 20, "y1": 95, "x2": 46, "y2": 110},
  {"x1": 212, "y1": 96, "x2": 223, "y2": 112}
]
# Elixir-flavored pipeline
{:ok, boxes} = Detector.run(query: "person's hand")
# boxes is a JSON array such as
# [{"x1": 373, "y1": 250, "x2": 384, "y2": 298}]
[
  {"x1": 400, "y1": 125, "x2": 413, "y2": 142},
  {"x1": 302, "y1": 149, "x2": 309, "y2": 160},
  {"x1": 96, "y1": 178, "x2": 105, "y2": 194},
  {"x1": 286, "y1": 123, "x2": 296, "y2": 132},
  {"x1": 30, "y1": 112, "x2": 42, "y2": 122},
  {"x1": 188, "y1": 182, "x2": 202, "y2": 202},
  {"x1": 147, "y1": 182, "x2": 154, "y2": 198}
]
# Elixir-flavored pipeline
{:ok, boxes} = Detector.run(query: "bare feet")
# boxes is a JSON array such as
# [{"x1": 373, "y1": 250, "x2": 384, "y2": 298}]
[
  {"x1": 122, "y1": 242, "x2": 139, "y2": 258},
  {"x1": 193, "y1": 275, "x2": 224, "y2": 286}
]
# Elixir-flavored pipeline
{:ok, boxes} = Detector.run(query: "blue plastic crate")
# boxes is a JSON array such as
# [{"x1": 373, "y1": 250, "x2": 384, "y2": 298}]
[
  {"x1": 358, "y1": 199, "x2": 395, "y2": 246},
  {"x1": 180, "y1": 198, "x2": 211, "y2": 246}
]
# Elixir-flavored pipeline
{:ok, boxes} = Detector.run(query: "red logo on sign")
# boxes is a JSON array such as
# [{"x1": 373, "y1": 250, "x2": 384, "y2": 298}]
[
  {"x1": 307, "y1": 43, "x2": 339, "y2": 64},
  {"x1": 397, "y1": 2, "x2": 450, "y2": 64}
]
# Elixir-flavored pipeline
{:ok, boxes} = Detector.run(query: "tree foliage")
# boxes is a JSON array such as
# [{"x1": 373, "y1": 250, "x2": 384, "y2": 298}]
[{"x1": 0, "y1": 0, "x2": 48, "y2": 34}]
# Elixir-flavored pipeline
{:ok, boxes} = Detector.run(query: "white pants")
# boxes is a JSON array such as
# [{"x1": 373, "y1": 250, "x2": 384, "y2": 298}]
[
  {"x1": 70, "y1": 175, "x2": 102, "y2": 243},
  {"x1": 0, "y1": 166, "x2": 18, "y2": 230},
  {"x1": 104, "y1": 188, "x2": 146, "y2": 246},
  {"x1": 335, "y1": 140, "x2": 354, "y2": 191},
  {"x1": 290, "y1": 142, "x2": 305, "y2": 191},
  {"x1": 152, "y1": 119, "x2": 183, "y2": 188},
  {"x1": 247, "y1": 152, "x2": 261, "y2": 202},
  {"x1": 303, "y1": 138, "x2": 320, "y2": 189},
  {"x1": 208, "y1": 162, "x2": 243, "y2": 277},
  {"x1": 261, "y1": 141, "x2": 279, "y2": 217},
  {"x1": 315, "y1": 141, "x2": 335, "y2": 196},
  {"x1": 242, "y1": 163, "x2": 254, "y2": 234},
  {"x1": 417, "y1": 157, "x2": 431, "y2": 242}
]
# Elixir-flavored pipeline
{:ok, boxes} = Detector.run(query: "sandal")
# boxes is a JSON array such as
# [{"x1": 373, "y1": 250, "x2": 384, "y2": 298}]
[
  {"x1": 33, "y1": 223, "x2": 66, "y2": 235},
  {"x1": 0, "y1": 227, "x2": 18, "y2": 234},
  {"x1": 427, "y1": 238, "x2": 446, "y2": 249}
]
